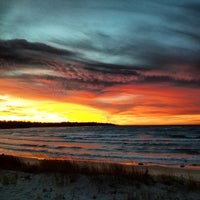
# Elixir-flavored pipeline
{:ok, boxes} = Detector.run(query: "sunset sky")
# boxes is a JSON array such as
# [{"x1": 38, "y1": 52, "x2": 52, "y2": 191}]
[{"x1": 0, "y1": 0, "x2": 200, "y2": 125}]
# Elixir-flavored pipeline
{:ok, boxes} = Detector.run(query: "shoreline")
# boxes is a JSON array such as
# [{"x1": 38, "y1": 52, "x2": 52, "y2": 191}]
[
  {"x1": 3, "y1": 153, "x2": 200, "y2": 168},
  {"x1": 1, "y1": 154, "x2": 200, "y2": 181}
]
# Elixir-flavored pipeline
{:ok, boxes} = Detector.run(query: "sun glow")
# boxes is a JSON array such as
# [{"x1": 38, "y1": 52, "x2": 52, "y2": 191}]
[
  {"x1": 0, "y1": 86, "x2": 200, "y2": 125},
  {"x1": 0, "y1": 95, "x2": 107, "y2": 123}
]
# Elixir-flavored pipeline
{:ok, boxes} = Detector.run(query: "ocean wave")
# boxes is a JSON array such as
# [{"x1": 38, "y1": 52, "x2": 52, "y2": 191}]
[{"x1": 0, "y1": 125, "x2": 200, "y2": 166}]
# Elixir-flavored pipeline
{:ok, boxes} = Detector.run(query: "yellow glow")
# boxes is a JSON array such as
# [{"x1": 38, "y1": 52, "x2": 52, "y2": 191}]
[
  {"x1": 0, "y1": 94, "x2": 199, "y2": 125},
  {"x1": 0, "y1": 95, "x2": 107, "y2": 123},
  {"x1": 110, "y1": 114, "x2": 200, "y2": 125}
]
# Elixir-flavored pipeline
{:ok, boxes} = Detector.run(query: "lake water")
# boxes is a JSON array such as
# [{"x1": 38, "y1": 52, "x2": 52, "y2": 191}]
[{"x1": 0, "y1": 125, "x2": 200, "y2": 166}]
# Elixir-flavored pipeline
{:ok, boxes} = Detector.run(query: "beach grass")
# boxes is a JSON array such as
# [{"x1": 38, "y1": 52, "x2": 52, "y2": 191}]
[
  {"x1": 0, "y1": 154, "x2": 148, "y2": 178},
  {"x1": 0, "y1": 154, "x2": 199, "y2": 189},
  {"x1": 1, "y1": 154, "x2": 200, "y2": 200}
]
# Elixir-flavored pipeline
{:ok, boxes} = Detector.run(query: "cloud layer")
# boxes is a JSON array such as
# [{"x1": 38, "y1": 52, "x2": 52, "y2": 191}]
[
  {"x1": 1, "y1": 0, "x2": 200, "y2": 66},
  {"x1": 0, "y1": 39, "x2": 199, "y2": 92},
  {"x1": 0, "y1": 0, "x2": 200, "y2": 124}
]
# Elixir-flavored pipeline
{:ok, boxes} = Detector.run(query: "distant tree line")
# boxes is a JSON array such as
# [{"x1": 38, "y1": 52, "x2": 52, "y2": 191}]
[{"x1": 0, "y1": 121, "x2": 115, "y2": 129}]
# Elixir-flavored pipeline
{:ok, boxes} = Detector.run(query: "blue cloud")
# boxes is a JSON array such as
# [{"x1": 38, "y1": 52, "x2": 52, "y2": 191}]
[{"x1": 1, "y1": 0, "x2": 199, "y2": 65}]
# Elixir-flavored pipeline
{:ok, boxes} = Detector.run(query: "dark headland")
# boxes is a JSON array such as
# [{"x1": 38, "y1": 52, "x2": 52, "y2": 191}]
[{"x1": 0, "y1": 121, "x2": 116, "y2": 129}]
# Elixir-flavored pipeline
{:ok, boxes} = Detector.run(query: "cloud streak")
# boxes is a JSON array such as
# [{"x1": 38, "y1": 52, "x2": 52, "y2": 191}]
[
  {"x1": 0, "y1": 0, "x2": 200, "y2": 124},
  {"x1": 0, "y1": 39, "x2": 199, "y2": 92}
]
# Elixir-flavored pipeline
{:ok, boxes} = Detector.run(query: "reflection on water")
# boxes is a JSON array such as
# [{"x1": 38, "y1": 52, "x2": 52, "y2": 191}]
[{"x1": 0, "y1": 125, "x2": 199, "y2": 166}]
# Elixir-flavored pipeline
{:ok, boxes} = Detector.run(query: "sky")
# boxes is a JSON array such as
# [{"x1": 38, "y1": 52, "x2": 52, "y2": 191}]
[{"x1": 0, "y1": 0, "x2": 200, "y2": 125}]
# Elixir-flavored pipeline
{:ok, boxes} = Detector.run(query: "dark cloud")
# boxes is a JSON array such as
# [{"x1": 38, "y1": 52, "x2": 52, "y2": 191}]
[
  {"x1": 0, "y1": 39, "x2": 77, "y2": 64},
  {"x1": 1, "y1": 0, "x2": 200, "y2": 68},
  {"x1": 183, "y1": 2, "x2": 200, "y2": 14},
  {"x1": 141, "y1": 75, "x2": 200, "y2": 88},
  {"x1": 0, "y1": 39, "x2": 200, "y2": 93}
]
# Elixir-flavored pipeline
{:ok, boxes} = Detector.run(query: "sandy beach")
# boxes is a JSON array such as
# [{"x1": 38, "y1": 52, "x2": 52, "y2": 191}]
[{"x1": 0, "y1": 154, "x2": 200, "y2": 200}]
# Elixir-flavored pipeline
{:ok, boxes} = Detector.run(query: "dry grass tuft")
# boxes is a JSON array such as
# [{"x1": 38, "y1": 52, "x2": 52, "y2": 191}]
[{"x1": 0, "y1": 154, "x2": 199, "y2": 192}]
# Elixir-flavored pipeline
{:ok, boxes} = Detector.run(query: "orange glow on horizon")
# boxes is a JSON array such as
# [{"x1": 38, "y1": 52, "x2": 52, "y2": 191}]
[
  {"x1": 0, "y1": 77, "x2": 200, "y2": 125},
  {"x1": 0, "y1": 92, "x2": 200, "y2": 125}
]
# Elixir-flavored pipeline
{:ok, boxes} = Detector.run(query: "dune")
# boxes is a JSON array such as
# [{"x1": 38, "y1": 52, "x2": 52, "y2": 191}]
[{"x1": 0, "y1": 154, "x2": 200, "y2": 200}]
